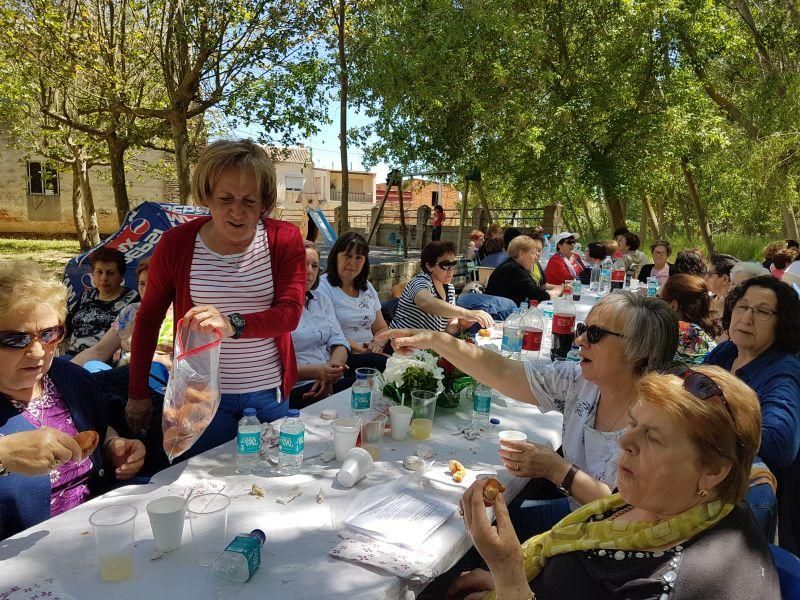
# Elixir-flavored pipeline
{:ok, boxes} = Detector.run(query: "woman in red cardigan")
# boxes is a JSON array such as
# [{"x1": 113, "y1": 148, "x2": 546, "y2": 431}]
[
  {"x1": 544, "y1": 232, "x2": 586, "y2": 285},
  {"x1": 126, "y1": 140, "x2": 305, "y2": 459}
]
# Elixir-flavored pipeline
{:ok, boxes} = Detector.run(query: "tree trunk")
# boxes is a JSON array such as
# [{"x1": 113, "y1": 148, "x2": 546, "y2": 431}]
[
  {"x1": 336, "y1": 0, "x2": 350, "y2": 236},
  {"x1": 71, "y1": 162, "x2": 91, "y2": 251},
  {"x1": 170, "y1": 112, "x2": 192, "y2": 204},
  {"x1": 781, "y1": 204, "x2": 799, "y2": 239},
  {"x1": 80, "y1": 160, "x2": 101, "y2": 246},
  {"x1": 107, "y1": 135, "x2": 130, "y2": 224},
  {"x1": 638, "y1": 197, "x2": 648, "y2": 240},
  {"x1": 599, "y1": 182, "x2": 627, "y2": 233},
  {"x1": 642, "y1": 195, "x2": 663, "y2": 239},
  {"x1": 579, "y1": 196, "x2": 598, "y2": 239},
  {"x1": 681, "y1": 158, "x2": 715, "y2": 255}
]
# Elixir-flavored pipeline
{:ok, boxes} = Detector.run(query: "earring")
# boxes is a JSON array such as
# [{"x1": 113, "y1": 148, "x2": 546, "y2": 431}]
[{"x1": 697, "y1": 489, "x2": 708, "y2": 498}]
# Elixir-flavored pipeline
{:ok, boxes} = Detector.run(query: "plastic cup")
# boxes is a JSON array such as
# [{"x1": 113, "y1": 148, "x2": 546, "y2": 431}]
[
  {"x1": 89, "y1": 505, "x2": 137, "y2": 581},
  {"x1": 360, "y1": 411, "x2": 388, "y2": 460},
  {"x1": 332, "y1": 418, "x2": 361, "y2": 462},
  {"x1": 389, "y1": 405, "x2": 413, "y2": 441},
  {"x1": 146, "y1": 495, "x2": 187, "y2": 553},
  {"x1": 336, "y1": 447, "x2": 374, "y2": 488},
  {"x1": 499, "y1": 430, "x2": 528, "y2": 450},
  {"x1": 187, "y1": 493, "x2": 229, "y2": 567},
  {"x1": 356, "y1": 367, "x2": 387, "y2": 412},
  {"x1": 410, "y1": 390, "x2": 437, "y2": 440}
]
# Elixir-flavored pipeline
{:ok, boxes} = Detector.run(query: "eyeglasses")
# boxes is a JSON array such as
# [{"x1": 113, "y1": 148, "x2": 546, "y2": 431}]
[
  {"x1": 667, "y1": 363, "x2": 734, "y2": 420},
  {"x1": 576, "y1": 322, "x2": 624, "y2": 344},
  {"x1": 0, "y1": 325, "x2": 66, "y2": 351},
  {"x1": 731, "y1": 302, "x2": 777, "y2": 320},
  {"x1": 436, "y1": 260, "x2": 458, "y2": 271},
  {"x1": 562, "y1": 240, "x2": 576, "y2": 245}
]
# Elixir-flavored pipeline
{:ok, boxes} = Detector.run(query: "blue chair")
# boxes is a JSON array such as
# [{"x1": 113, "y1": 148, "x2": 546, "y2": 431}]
[
  {"x1": 771, "y1": 545, "x2": 800, "y2": 599},
  {"x1": 148, "y1": 361, "x2": 169, "y2": 396}
]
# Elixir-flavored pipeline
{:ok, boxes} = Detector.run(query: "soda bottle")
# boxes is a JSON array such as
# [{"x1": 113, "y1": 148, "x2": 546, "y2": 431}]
[
  {"x1": 351, "y1": 371, "x2": 372, "y2": 414},
  {"x1": 550, "y1": 297, "x2": 576, "y2": 361},
  {"x1": 520, "y1": 305, "x2": 544, "y2": 360},
  {"x1": 236, "y1": 408, "x2": 261, "y2": 474},
  {"x1": 599, "y1": 256, "x2": 613, "y2": 295},
  {"x1": 278, "y1": 410, "x2": 304, "y2": 476},
  {"x1": 611, "y1": 257, "x2": 626, "y2": 291},
  {"x1": 212, "y1": 529, "x2": 266, "y2": 583},
  {"x1": 501, "y1": 309, "x2": 523, "y2": 360},
  {"x1": 647, "y1": 276, "x2": 659, "y2": 297},
  {"x1": 471, "y1": 383, "x2": 492, "y2": 427},
  {"x1": 589, "y1": 262, "x2": 601, "y2": 293}
]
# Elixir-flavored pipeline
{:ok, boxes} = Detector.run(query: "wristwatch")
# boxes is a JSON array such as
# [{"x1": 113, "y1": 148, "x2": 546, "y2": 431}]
[
  {"x1": 228, "y1": 313, "x2": 246, "y2": 339},
  {"x1": 558, "y1": 463, "x2": 579, "y2": 496}
]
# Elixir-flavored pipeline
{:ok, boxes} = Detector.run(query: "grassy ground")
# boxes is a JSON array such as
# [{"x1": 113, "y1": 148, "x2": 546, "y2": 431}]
[{"x1": 0, "y1": 237, "x2": 81, "y2": 277}]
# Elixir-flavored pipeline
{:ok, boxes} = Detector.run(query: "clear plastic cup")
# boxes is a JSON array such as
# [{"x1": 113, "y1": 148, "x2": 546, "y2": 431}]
[
  {"x1": 410, "y1": 390, "x2": 437, "y2": 440},
  {"x1": 89, "y1": 505, "x2": 138, "y2": 581},
  {"x1": 360, "y1": 411, "x2": 388, "y2": 460},
  {"x1": 187, "y1": 493, "x2": 230, "y2": 566},
  {"x1": 356, "y1": 367, "x2": 388, "y2": 413}
]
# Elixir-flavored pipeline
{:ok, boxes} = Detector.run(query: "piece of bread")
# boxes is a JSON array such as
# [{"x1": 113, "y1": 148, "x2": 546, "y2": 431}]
[
  {"x1": 482, "y1": 478, "x2": 506, "y2": 506},
  {"x1": 73, "y1": 430, "x2": 99, "y2": 459},
  {"x1": 478, "y1": 329, "x2": 491, "y2": 337},
  {"x1": 448, "y1": 459, "x2": 465, "y2": 474}
]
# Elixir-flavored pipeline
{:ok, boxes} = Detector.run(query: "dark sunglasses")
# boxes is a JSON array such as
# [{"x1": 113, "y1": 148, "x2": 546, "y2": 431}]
[
  {"x1": 563, "y1": 239, "x2": 576, "y2": 245},
  {"x1": 667, "y1": 363, "x2": 734, "y2": 419},
  {"x1": 0, "y1": 325, "x2": 66, "y2": 350},
  {"x1": 576, "y1": 322, "x2": 624, "y2": 344},
  {"x1": 436, "y1": 260, "x2": 458, "y2": 271}
]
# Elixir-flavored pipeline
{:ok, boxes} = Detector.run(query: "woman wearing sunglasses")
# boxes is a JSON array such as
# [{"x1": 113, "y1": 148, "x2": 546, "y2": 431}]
[
  {"x1": 543, "y1": 231, "x2": 586, "y2": 285},
  {"x1": 0, "y1": 262, "x2": 146, "y2": 540},
  {"x1": 704, "y1": 275, "x2": 800, "y2": 553},
  {"x1": 452, "y1": 366, "x2": 779, "y2": 600},
  {"x1": 390, "y1": 241, "x2": 494, "y2": 334},
  {"x1": 382, "y1": 292, "x2": 678, "y2": 538}
]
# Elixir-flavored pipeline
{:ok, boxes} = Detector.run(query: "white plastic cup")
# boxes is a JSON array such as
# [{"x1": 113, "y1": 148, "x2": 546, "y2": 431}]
[
  {"x1": 499, "y1": 430, "x2": 528, "y2": 450},
  {"x1": 336, "y1": 447, "x2": 374, "y2": 488},
  {"x1": 146, "y1": 495, "x2": 187, "y2": 553},
  {"x1": 389, "y1": 405, "x2": 413, "y2": 441},
  {"x1": 332, "y1": 418, "x2": 361, "y2": 462}
]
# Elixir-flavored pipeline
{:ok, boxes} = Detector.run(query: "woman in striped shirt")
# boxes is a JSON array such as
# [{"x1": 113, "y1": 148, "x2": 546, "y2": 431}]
[
  {"x1": 126, "y1": 140, "x2": 305, "y2": 458},
  {"x1": 390, "y1": 241, "x2": 494, "y2": 334}
]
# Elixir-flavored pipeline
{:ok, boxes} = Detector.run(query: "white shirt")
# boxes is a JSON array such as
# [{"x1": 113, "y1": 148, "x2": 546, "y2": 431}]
[
  {"x1": 524, "y1": 360, "x2": 624, "y2": 510},
  {"x1": 316, "y1": 274, "x2": 382, "y2": 344},
  {"x1": 291, "y1": 290, "x2": 349, "y2": 386}
]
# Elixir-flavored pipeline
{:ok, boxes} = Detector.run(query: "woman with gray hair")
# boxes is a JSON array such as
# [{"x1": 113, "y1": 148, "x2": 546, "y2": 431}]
[
  {"x1": 730, "y1": 261, "x2": 771, "y2": 289},
  {"x1": 381, "y1": 292, "x2": 678, "y2": 536}
]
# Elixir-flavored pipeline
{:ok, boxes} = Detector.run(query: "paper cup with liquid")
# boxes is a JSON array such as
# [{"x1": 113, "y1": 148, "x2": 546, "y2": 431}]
[
  {"x1": 89, "y1": 505, "x2": 138, "y2": 581},
  {"x1": 410, "y1": 390, "x2": 437, "y2": 440},
  {"x1": 146, "y1": 495, "x2": 187, "y2": 553},
  {"x1": 332, "y1": 417, "x2": 361, "y2": 462}
]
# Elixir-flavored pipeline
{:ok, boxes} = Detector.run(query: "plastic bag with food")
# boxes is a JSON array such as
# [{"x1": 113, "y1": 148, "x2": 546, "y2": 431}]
[{"x1": 162, "y1": 319, "x2": 222, "y2": 461}]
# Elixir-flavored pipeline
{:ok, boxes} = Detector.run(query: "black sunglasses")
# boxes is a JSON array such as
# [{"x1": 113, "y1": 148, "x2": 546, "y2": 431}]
[
  {"x1": 436, "y1": 260, "x2": 458, "y2": 271},
  {"x1": 0, "y1": 325, "x2": 66, "y2": 350},
  {"x1": 576, "y1": 322, "x2": 624, "y2": 344},
  {"x1": 562, "y1": 239, "x2": 576, "y2": 245},
  {"x1": 667, "y1": 363, "x2": 734, "y2": 419}
]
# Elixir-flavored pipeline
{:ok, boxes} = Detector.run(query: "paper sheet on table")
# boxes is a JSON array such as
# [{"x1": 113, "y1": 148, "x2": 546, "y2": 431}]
[{"x1": 345, "y1": 490, "x2": 456, "y2": 547}]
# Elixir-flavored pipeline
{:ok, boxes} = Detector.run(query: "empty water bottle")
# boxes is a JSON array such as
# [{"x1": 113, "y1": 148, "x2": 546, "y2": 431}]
[
  {"x1": 278, "y1": 410, "x2": 304, "y2": 476},
  {"x1": 212, "y1": 529, "x2": 266, "y2": 583},
  {"x1": 236, "y1": 408, "x2": 261, "y2": 474},
  {"x1": 589, "y1": 262, "x2": 601, "y2": 293},
  {"x1": 501, "y1": 309, "x2": 523, "y2": 360},
  {"x1": 599, "y1": 256, "x2": 613, "y2": 295}
]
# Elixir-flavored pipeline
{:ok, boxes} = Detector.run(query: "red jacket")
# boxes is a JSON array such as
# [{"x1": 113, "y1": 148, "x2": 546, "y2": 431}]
[
  {"x1": 129, "y1": 216, "x2": 305, "y2": 400},
  {"x1": 544, "y1": 252, "x2": 585, "y2": 285}
]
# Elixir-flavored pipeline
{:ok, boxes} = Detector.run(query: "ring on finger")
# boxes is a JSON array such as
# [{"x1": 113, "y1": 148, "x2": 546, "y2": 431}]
[{"x1": 49, "y1": 458, "x2": 61, "y2": 469}]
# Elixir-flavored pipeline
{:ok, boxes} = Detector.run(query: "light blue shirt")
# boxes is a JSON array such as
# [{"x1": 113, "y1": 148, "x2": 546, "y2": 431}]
[{"x1": 291, "y1": 290, "x2": 349, "y2": 385}]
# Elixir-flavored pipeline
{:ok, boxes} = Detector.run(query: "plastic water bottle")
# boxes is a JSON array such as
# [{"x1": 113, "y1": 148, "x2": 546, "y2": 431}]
[
  {"x1": 566, "y1": 344, "x2": 581, "y2": 362},
  {"x1": 520, "y1": 305, "x2": 544, "y2": 360},
  {"x1": 278, "y1": 410, "x2": 304, "y2": 476},
  {"x1": 571, "y1": 278, "x2": 582, "y2": 302},
  {"x1": 647, "y1": 276, "x2": 658, "y2": 297},
  {"x1": 236, "y1": 408, "x2": 261, "y2": 474},
  {"x1": 599, "y1": 256, "x2": 613, "y2": 295},
  {"x1": 212, "y1": 529, "x2": 266, "y2": 583},
  {"x1": 589, "y1": 262, "x2": 601, "y2": 293},
  {"x1": 471, "y1": 383, "x2": 492, "y2": 427},
  {"x1": 351, "y1": 371, "x2": 372, "y2": 414},
  {"x1": 501, "y1": 309, "x2": 523, "y2": 360}
]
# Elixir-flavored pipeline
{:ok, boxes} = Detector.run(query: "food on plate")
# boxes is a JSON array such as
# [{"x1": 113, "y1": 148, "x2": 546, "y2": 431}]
[
  {"x1": 482, "y1": 478, "x2": 506, "y2": 506},
  {"x1": 452, "y1": 469, "x2": 467, "y2": 483},
  {"x1": 449, "y1": 459, "x2": 467, "y2": 482},
  {"x1": 73, "y1": 430, "x2": 99, "y2": 459}
]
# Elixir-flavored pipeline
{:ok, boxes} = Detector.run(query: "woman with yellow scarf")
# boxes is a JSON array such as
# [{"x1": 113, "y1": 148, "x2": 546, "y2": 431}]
[{"x1": 451, "y1": 366, "x2": 780, "y2": 600}]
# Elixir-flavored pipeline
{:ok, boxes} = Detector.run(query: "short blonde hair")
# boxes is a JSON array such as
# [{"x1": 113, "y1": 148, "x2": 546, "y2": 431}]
[
  {"x1": 637, "y1": 366, "x2": 761, "y2": 504},
  {"x1": 0, "y1": 261, "x2": 68, "y2": 323},
  {"x1": 507, "y1": 235, "x2": 539, "y2": 259},
  {"x1": 191, "y1": 139, "x2": 277, "y2": 212}
]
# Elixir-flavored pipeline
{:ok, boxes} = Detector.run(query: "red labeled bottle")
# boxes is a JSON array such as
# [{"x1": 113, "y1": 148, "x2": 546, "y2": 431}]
[
  {"x1": 520, "y1": 306, "x2": 544, "y2": 360},
  {"x1": 550, "y1": 298, "x2": 576, "y2": 360}
]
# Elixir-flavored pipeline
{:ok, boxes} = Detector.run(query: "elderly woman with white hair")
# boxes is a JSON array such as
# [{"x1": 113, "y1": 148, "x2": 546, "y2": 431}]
[
  {"x1": 382, "y1": 292, "x2": 679, "y2": 536},
  {"x1": 730, "y1": 261, "x2": 771, "y2": 289}
]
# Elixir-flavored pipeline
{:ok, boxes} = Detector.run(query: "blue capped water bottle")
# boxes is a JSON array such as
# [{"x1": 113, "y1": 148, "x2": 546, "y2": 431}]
[
  {"x1": 278, "y1": 410, "x2": 304, "y2": 476},
  {"x1": 212, "y1": 529, "x2": 266, "y2": 583}
]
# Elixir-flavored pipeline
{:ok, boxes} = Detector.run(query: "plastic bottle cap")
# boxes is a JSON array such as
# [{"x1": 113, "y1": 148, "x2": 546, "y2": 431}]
[
  {"x1": 243, "y1": 408, "x2": 257, "y2": 417},
  {"x1": 490, "y1": 418, "x2": 500, "y2": 425},
  {"x1": 250, "y1": 529, "x2": 266, "y2": 544},
  {"x1": 287, "y1": 409, "x2": 300, "y2": 418}
]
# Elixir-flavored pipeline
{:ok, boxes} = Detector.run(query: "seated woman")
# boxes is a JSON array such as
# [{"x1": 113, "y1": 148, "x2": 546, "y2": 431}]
[
  {"x1": 578, "y1": 241, "x2": 607, "y2": 286},
  {"x1": 674, "y1": 249, "x2": 707, "y2": 277},
  {"x1": 466, "y1": 230, "x2": 485, "y2": 262},
  {"x1": 705, "y1": 253, "x2": 738, "y2": 326},
  {"x1": 704, "y1": 275, "x2": 800, "y2": 553},
  {"x1": 290, "y1": 242, "x2": 350, "y2": 409},
  {"x1": 454, "y1": 366, "x2": 780, "y2": 600},
  {"x1": 383, "y1": 292, "x2": 678, "y2": 538},
  {"x1": 64, "y1": 247, "x2": 139, "y2": 356},
  {"x1": 317, "y1": 232, "x2": 390, "y2": 372},
  {"x1": 619, "y1": 232, "x2": 648, "y2": 279},
  {"x1": 543, "y1": 232, "x2": 585, "y2": 285},
  {"x1": 390, "y1": 241, "x2": 494, "y2": 334},
  {"x1": 485, "y1": 236, "x2": 553, "y2": 306},
  {"x1": 0, "y1": 262, "x2": 145, "y2": 540},
  {"x1": 479, "y1": 236, "x2": 508, "y2": 268},
  {"x1": 659, "y1": 274, "x2": 719, "y2": 363},
  {"x1": 71, "y1": 258, "x2": 173, "y2": 371},
  {"x1": 730, "y1": 261, "x2": 770, "y2": 289},
  {"x1": 637, "y1": 239, "x2": 675, "y2": 285}
]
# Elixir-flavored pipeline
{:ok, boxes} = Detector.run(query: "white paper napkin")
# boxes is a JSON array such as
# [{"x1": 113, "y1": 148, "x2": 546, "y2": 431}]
[{"x1": 329, "y1": 534, "x2": 439, "y2": 581}]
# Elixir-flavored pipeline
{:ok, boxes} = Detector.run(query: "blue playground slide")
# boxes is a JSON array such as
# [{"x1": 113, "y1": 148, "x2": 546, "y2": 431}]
[{"x1": 308, "y1": 207, "x2": 337, "y2": 244}]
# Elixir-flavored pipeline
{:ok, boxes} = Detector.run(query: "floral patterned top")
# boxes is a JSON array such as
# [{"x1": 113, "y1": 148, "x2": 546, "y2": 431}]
[
  {"x1": 10, "y1": 376, "x2": 93, "y2": 517},
  {"x1": 675, "y1": 321, "x2": 717, "y2": 365}
]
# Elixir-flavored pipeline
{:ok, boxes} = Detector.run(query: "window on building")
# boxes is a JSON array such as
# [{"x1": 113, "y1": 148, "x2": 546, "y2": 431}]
[
  {"x1": 285, "y1": 176, "x2": 304, "y2": 191},
  {"x1": 27, "y1": 161, "x2": 60, "y2": 195}
]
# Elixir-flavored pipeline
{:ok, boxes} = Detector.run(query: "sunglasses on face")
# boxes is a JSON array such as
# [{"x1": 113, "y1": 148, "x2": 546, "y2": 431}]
[
  {"x1": 436, "y1": 260, "x2": 458, "y2": 271},
  {"x1": 562, "y1": 239, "x2": 576, "y2": 245},
  {"x1": 666, "y1": 363, "x2": 734, "y2": 419},
  {"x1": 0, "y1": 324, "x2": 66, "y2": 351},
  {"x1": 576, "y1": 322, "x2": 624, "y2": 344}
]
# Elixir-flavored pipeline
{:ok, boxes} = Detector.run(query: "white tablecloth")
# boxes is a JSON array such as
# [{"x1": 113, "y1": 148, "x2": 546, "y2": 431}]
[{"x1": 0, "y1": 388, "x2": 562, "y2": 600}]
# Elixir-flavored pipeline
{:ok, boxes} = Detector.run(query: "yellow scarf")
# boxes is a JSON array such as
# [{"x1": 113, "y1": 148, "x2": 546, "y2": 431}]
[{"x1": 486, "y1": 493, "x2": 733, "y2": 599}]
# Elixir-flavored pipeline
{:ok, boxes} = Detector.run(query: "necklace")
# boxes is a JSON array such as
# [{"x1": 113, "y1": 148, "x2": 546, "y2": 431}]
[
  {"x1": 607, "y1": 505, "x2": 635, "y2": 521},
  {"x1": 596, "y1": 396, "x2": 630, "y2": 432},
  {"x1": 10, "y1": 376, "x2": 56, "y2": 429}
]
